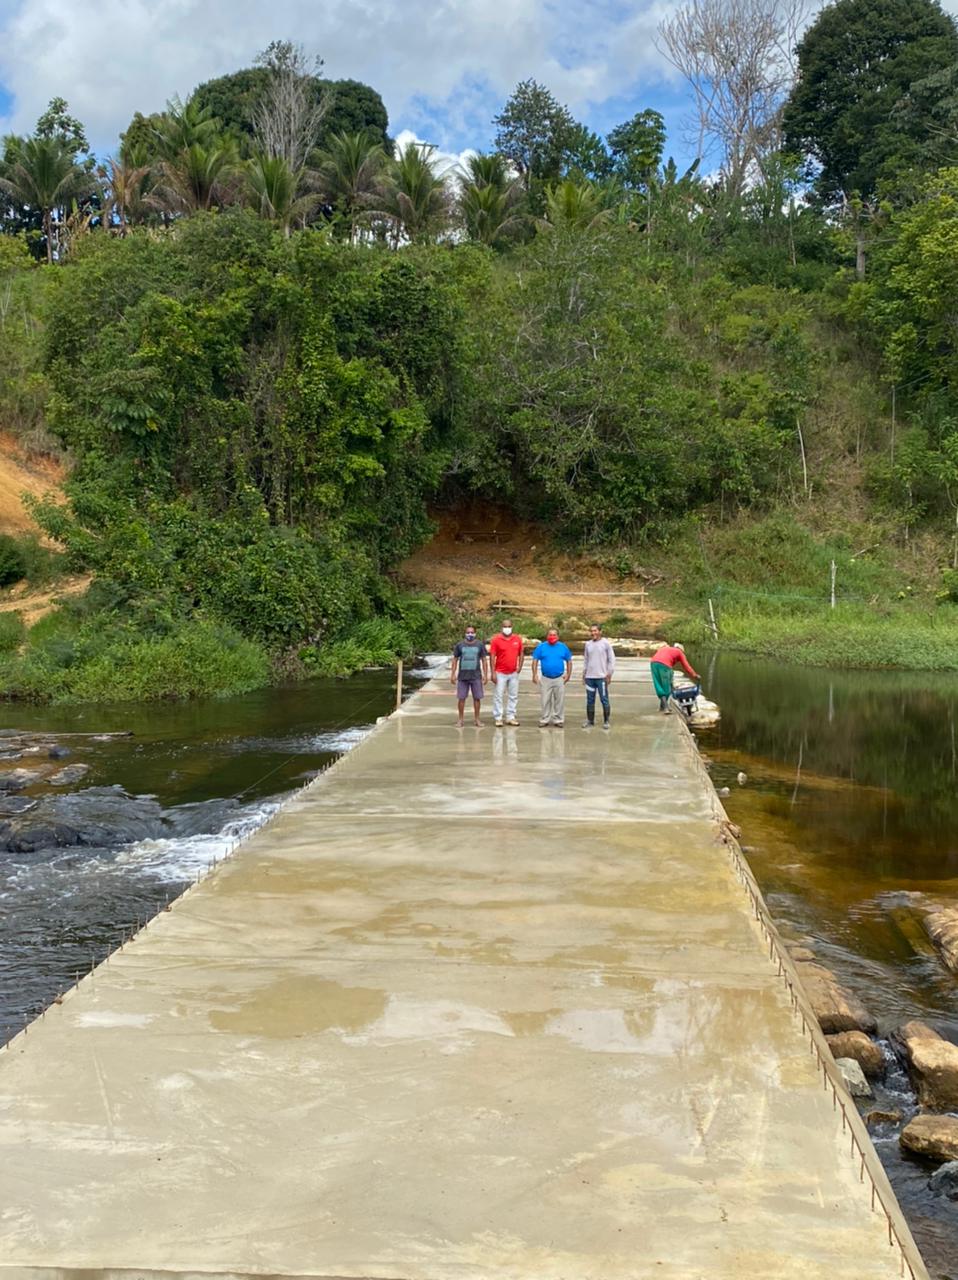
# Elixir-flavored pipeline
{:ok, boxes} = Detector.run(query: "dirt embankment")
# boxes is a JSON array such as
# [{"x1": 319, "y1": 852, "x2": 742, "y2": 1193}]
[
  {"x1": 0, "y1": 434, "x2": 64, "y2": 537},
  {"x1": 399, "y1": 505, "x2": 671, "y2": 634},
  {"x1": 0, "y1": 435, "x2": 88, "y2": 624}
]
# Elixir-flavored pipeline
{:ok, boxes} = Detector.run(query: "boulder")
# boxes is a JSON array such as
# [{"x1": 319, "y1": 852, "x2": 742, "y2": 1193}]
[
  {"x1": 929, "y1": 1160, "x2": 958, "y2": 1199},
  {"x1": 827, "y1": 1031, "x2": 885, "y2": 1079},
  {"x1": 0, "y1": 767, "x2": 49, "y2": 793},
  {"x1": 891, "y1": 1021, "x2": 958, "y2": 1111},
  {"x1": 789, "y1": 951, "x2": 877, "y2": 1035},
  {"x1": 0, "y1": 795, "x2": 35, "y2": 816},
  {"x1": 901, "y1": 1114, "x2": 958, "y2": 1164},
  {"x1": 47, "y1": 745, "x2": 71, "y2": 760},
  {"x1": 6, "y1": 822, "x2": 80, "y2": 853},
  {"x1": 689, "y1": 698, "x2": 720, "y2": 727},
  {"x1": 835, "y1": 1057, "x2": 872, "y2": 1098},
  {"x1": 922, "y1": 905, "x2": 958, "y2": 975},
  {"x1": 865, "y1": 1109, "x2": 902, "y2": 1129},
  {"x1": 49, "y1": 763, "x2": 90, "y2": 786}
]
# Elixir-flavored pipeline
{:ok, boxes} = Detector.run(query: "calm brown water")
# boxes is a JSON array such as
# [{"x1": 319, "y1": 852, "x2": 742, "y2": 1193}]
[{"x1": 697, "y1": 652, "x2": 958, "y2": 1277}]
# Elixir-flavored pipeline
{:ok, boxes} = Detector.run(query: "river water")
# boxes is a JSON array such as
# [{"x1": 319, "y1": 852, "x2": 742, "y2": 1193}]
[
  {"x1": 2, "y1": 654, "x2": 957, "y2": 1270},
  {"x1": 0, "y1": 671, "x2": 402, "y2": 1047},
  {"x1": 697, "y1": 652, "x2": 958, "y2": 1276}
]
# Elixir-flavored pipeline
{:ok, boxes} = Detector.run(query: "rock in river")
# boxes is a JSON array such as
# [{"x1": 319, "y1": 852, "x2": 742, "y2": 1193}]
[
  {"x1": 929, "y1": 1160, "x2": 958, "y2": 1200},
  {"x1": 891, "y1": 1020, "x2": 958, "y2": 1111},
  {"x1": 0, "y1": 766, "x2": 50, "y2": 792},
  {"x1": 826, "y1": 1030, "x2": 885, "y2": 1079},
  {"x1": 835, "y1": 1057, "x2": 872, "y2": 1098},
  {"x1": 789, "y1": 949, "x2": 877, "y2": 1035},
  {"x1": 49, "y1": 763, "x2": 90, "y2": 786},
  {"x1": 901, "y1": 1115, "x2": 958, "y2": 1164},
  {"x1": 922, "y1": 904, "x2": 958, "y2": 975},
  {"x1": 865, "y1": 1109, "x2": 902, "y2": 1129}
]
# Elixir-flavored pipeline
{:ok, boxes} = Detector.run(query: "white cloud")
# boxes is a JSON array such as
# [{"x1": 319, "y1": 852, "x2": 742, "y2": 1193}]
[
  {"x1": 0, "y1": 0, "x2": 682, "y2": 156},
  {"x1": 392, "y1": 129, "x2": 475, "y2": 179}
]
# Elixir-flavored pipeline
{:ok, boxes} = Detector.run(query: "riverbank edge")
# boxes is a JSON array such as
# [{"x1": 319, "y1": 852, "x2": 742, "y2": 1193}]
[
  {"x1": 669, "y1": 601, "x2": 958, "y2": 673},
  {"x1": 675, "y1": 715, "x2": 930, "y2": 1280}
]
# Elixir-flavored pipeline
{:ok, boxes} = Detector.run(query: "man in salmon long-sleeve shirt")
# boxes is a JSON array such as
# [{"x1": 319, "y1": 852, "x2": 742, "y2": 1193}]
[{"x1": 650, "y1": 642, "x2": 700, "y2": 714}]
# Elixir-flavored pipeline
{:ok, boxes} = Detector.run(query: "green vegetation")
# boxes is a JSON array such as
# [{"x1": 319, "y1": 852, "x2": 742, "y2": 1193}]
[
  {"x1": 0, "y1": 610, "x2": 268, "y2": 703},
  {"x1": 677, "y1": 599, "x2": 958, "y2": 671},
  {"x1": 2, "y1": 10, "x2": 958, "y2": 697}
]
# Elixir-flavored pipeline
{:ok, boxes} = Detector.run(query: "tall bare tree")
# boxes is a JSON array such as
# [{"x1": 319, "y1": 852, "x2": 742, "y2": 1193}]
[
  {"x1": 656, "y1": 0, "x2": 808, "y2": 195},
  {"x1": 252, "y1": 40, "x2": 331, "y2": 170}
]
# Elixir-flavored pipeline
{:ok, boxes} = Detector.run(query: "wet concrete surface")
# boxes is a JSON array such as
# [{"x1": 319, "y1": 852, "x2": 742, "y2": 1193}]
[{"x1": 0, "y1": 663, "x2": 922, "y2": 1278}]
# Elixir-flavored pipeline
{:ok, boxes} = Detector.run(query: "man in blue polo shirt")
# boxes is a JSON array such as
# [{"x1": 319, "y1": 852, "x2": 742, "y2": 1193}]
[{"x1": 531, "y1": 628, "x2": 573, "y2": 727}]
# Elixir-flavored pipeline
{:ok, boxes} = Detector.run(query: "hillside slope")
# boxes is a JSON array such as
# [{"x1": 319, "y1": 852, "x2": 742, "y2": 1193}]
[
  {"x1": 400, "y1": 506, "x2": 671, "y2": 634},
  {"x1": 0, "y1": 435, "x2": 64, "y2": 537}
]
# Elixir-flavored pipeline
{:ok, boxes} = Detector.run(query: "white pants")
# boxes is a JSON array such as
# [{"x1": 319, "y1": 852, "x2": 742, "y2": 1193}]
[
  {"x1": 493, "y1": 672, "x2": 519, "y2": 721},
  {"x1": 539, "y1": 676, "x2": 565, "y2": 724}
]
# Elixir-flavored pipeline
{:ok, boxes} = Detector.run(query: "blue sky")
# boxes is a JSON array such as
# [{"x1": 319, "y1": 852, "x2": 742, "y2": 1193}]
[{"x1": 0, "y1": 0, "x2": 705, "y2": 169}]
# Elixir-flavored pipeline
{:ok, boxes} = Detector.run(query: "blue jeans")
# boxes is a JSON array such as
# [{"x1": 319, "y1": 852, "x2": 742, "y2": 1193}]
[{"x1": 585, "y1": 677, "x2": 610, "y2": 722}]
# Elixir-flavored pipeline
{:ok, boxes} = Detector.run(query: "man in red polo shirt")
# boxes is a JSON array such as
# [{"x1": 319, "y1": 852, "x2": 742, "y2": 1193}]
[{"x1": 489, "y1": 618, "x2": 525, "y2": 727}]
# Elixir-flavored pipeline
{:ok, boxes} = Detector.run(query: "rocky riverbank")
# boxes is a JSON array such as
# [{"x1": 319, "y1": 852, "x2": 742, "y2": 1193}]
[{"x1": 789, "y1": 938, "x2": 958, "y2": 1214}]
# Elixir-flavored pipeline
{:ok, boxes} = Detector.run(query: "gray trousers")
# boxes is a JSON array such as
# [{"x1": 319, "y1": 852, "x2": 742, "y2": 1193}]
[
  {"x1": 538, "y1": 676, "x2": 566, "y2": 724},
  {"x1": 493, "y1": 672, "x2": 519, "y2": 721}
]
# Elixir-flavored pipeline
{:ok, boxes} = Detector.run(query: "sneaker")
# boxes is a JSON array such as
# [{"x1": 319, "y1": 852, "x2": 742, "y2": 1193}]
[
  {"x1": 553, "y1": 721, "x2": 564, "y2": 727},
  {"x1": 494, "y1": 719, "x2": 503, "y2": 727},
  {"x1": 602, "y1": 721, "x2": 611, "y2": 731},
  {"x1": 582, "y1": 720, "x2": 594, "y2": 729},
  {"x1": 506, "y1": 719, "x2": 520, "y2": 726},
  {"x1": 538, "y1": 720, "x2": 550, "y2": 728}
]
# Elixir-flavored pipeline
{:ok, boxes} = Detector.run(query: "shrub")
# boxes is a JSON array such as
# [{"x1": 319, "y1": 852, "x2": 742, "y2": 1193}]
[
  {"x1": 938, "y1": 568, "x2": 958, "y2": 604},
  {"x1": 0, "y1": 535, "x2": 27, "y2": 587},
  {"x1": 66, "y1": 622, "x2": 269, "y2": 702},
  {"x1": 0, "y1": 613, "x2": 269, "y2": 703}
]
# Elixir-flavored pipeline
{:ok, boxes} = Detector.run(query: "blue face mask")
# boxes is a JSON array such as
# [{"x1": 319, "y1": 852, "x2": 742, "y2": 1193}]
[{"x1": 465, "y1": 633, "x2": 476, "y2": 641}]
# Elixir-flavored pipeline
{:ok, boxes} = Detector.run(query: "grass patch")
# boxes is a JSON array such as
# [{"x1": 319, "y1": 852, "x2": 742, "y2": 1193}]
[
  {"x1": 673, "y1": 597, "x2": 958, "y2": 670},
  {"x1": 0, "y1": 612, "x2": 24, "y2": 653}
]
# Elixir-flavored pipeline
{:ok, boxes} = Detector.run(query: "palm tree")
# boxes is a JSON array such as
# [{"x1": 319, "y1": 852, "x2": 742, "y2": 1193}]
[
  {"x1": 150, "y1": 141, "x2": 238, "y2": 215},
  {"x1": 0, "y1": 136, "x2": 96, "y2": 263},
  {"x1": 244, "y1": 153, "x2": 319, "y2": 234},
  {"x1": 457, "y1": 152, "x2": 525, "y2": 247},
  {"x1": 540, "y1": 178, "x2": 612, "y2": 233},
  {"x1": 98, "y1": 152, "x2": 153, "y2": 233},
  {"x1": 142, "y1": 96, "x2": 239, "y2": 217},
  {"x1": 377, "y1": 141, "x2": 451, "y2": 245},
  {"x1": 151, "y1": 97, "x2": 222, "y2": 160},
  {"x1": 314, "y1": 131, "x2": 386, "y2": 241}
]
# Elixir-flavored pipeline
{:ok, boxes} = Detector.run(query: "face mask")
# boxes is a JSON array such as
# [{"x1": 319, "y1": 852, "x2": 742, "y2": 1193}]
[
  {"x1": 465, "y1": 633, "x2": 476, "y2": 642},
  {"x1": 502, "y1": 627, "x2": 512, "y2": 636},
  {"x1": 547, "y1": 635, "x2": 558, "y2": 644}
]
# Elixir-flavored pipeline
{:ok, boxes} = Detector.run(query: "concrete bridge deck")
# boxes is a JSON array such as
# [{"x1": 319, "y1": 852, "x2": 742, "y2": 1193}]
[{"x1": 0, "y1": 660, "x2": 924, "y2": 1280}]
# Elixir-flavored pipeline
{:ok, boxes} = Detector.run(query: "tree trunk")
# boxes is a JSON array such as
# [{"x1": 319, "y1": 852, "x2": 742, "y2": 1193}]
[
  {"x1": 44, "y1": 208, "x2": 53, "y2": 265},
  {"x1": 855, "y1": 233, "x2": 866, "y2": 281},
  {"x1": 797, "y1": 414, "x2": 809, "y2": 496}
]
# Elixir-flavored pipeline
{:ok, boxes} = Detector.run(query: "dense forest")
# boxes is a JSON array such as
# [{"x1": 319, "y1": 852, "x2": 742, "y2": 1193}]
[{"x1": 1, "y1": 6, "x2": 958, "y2": 699}]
